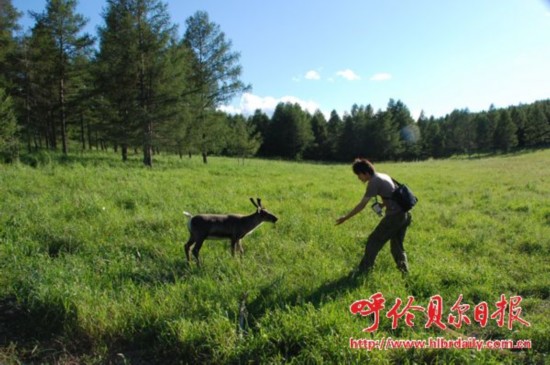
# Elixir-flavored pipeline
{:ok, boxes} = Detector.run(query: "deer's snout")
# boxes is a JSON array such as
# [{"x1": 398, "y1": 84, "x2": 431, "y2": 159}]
[{"x1": 264, "y1": 212, "x2": 278, "y2": 223}]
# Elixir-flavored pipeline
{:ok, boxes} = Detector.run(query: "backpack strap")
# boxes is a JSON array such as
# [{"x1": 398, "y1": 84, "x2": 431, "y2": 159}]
[
  {"x1": 391, "y1": 178, "x2": 402, "y2": 187},
  {"x1": 381, "y1": 178, "x2": 401, "y2": 200}
]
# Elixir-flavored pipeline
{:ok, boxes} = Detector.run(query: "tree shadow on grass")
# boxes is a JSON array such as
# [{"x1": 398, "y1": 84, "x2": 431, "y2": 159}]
[
  {"x1": 0, "y1": 295, "x2": 181, "y2": 365},
  {"x1": 0, "y1": 297, "x2": 68, "y2": 343},
  {"x1": 0, "y1": 295, "x2": 95, "y2": 363}
]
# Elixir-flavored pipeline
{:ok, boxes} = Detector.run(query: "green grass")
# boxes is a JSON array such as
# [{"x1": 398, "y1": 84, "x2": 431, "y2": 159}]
[{"x1": 1, "y1": 150, "x2": 549, "y2": 364}]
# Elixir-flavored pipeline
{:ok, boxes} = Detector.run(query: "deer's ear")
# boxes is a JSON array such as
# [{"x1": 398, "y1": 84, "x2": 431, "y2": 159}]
[
  {"x1": 250, "y1": 197, "x2": 258, "y2": 208},
  {"x1": 257, "y1": 198, "x2": 262, "y2": 208}
]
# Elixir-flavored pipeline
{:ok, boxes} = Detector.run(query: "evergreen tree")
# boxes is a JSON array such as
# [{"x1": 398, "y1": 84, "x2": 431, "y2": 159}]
[
  {"x1": 473, "y1": 113, "x2": 490, "y2": 154},
  {"x1": 338, "y1": 113, "x2": 357, "y2": 161},
  {"x1": 249, "y1": 108, "x2": 270, "y2": 156},
  {"x1": 370, "y1": 110, "x2": 400, "y2": 160},
  {"x1": 0, "y1": 0, "x2": 21, "y2": 91},
  {"x1": 31, "y1": 0, "x2": 94, "y2": 154},
  {"x1": 199, "y1": 110, "x2": 231, "y2": 158},
  {"x1": 96, "y1": 0, "x2": 140, "y2": 160},
  {"x1": 419, "y1": 116, "x2": 446, "y2": 158},
  {"x1": 158, "y1": 44, "x2": 194, "y2": 159},
  {"x1": 462, "y1": 110, "x2": 477, "y2": 155},
  {"x1": 183, "y1": 10, "x2": 250, "y2": 163},
  {"x1": 360, "y1": 104, "x2": 376, "y2": 158},
  {"x1": 351, "y1": 104, "x2": 375, "y2": 159},
  {"x1": 400, "y1": 123, "x2": 421, "y2": 160},
  {"x1": 416, "y1": 111, "x2": 430, "y2": 158},
  {"x1": 225, "y1": 114, "x2": 261, "y2": 163},
  {"x1": 23, "y1": 19, "x2": 59, "y2": 150},
  {"x1": 476, "y1": 105, "x2": 497, "y2": 152},
  {"x1": 135, "y1": 0, "x2": 182, "y2": 166},
  {"x1": 265, "y1": 102, "x2": 313, "y2": 159},
  {"x1": 96, "y1": 0, "x2": 183, "y2": 165},
  {"x1": 386, "y1": 99, "x2": 416, "y2": 158},
  {"x1": 326, "y1": 109, "x2": 342, "y2": 160},
  {"x1": 0, "y1": 87, "x2": 18, "y2": 161},
  {"x1": 387, "y1": 99, "x2": 414, "y2": 131},
  {"x1": 303, "y1": 109, "x2": 329, "y2": 160},
  {"x1": 524, "y1": 103, "x2": 550, "y2": 146},
  {"x1": 70, "y1": 54, "x2": 99, "y2": 151},
  {"x1": 493, "y1": 109, "x2": 517, "y2": 152},
  {"x1": 510, "y1": 106, "x2": 528, "y2": 148},
  {"x1": 446, "y1": 109, "x2": 473, "y2": 155}
]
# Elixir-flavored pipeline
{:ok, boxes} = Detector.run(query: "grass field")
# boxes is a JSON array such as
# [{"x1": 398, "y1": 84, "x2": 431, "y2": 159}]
[{"x1": 1, "y1": 150, "x2": 549, "y2": 364}]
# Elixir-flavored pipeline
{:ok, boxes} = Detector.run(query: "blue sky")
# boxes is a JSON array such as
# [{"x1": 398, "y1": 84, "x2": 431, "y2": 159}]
[{"x1": 12, "y1": 0, "x2": 550, "y2": 119}]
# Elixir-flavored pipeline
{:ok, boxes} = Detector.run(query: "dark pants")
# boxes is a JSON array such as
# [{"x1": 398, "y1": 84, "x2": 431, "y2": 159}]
[{"x1": 359, "y1": 212, "x2": 411, "y2": 273}]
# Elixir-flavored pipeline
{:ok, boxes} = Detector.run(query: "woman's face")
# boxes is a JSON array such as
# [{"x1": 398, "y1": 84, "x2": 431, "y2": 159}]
[{"x1": 356, "y1": 172, "x2": 370, "y2": 183}]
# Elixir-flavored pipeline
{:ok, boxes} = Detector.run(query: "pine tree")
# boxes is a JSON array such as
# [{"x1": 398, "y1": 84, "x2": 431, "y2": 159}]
[
  {"x1": 0, "y1": 0, "x2": 21, "y2": 91},
  {"x1": 371, "y1": 110, "x2": 400, "y2": 160},
  {"x1": 32, "y1": 0, "x2": 94, "y2": 154},
  {"x1": 249, "y1": 109, "x2": 270, "y2": 156},
  {"x1": 96, "y1": 0, "x2": 184, "y2": 165},
  {"x1": 304, "y1": 110, "x2": 329, "y2": 160},
  {"x1": 510, "y1": 107, "x2": 528, "y2": 148},
  {"x1": 494, "y1": 109, "x2": 517, "y2": 152},
  {"x1": 23, "y1": 20, "x2": 59, "y2": 150},
  {"x1": 338, "y1": 114, "x2": 355, "y2": 160},
  {"x1": 134, "y1": 0, "x2": 180, "y2": 166},
  {"x1": 183, "y1": 11, "x2": 250, "y2": 163},
  {"x1": 447, "y1": 109, "x2": 473, "y2": 154},
  {"x1": 0, "y1": 87, "x2": 18, "y2": 161},
  {"x1": 225, "y1": 114, "x2": 261, "y2": 163},
  {"x1": 96, "y1": 0, "x2": 139, "y2": 160},
  {"x1": 357, "y1": 104, "x2": 376, "y2": 158},
  {"x1": 524, "y1": 103, "x2": 550, "y2": 146},
  {"x1": 265, "y1": 102, "x2": 313, "y2": 159},
  {"x1": 326, "y1": 110, "x2": 342, "y2": 160},
  {"x1": 476, "y1": 106, "x2": 498, "y2": 152},
  {"x1": 418, "y1": 114, "x2": 446, "y2": 158}
]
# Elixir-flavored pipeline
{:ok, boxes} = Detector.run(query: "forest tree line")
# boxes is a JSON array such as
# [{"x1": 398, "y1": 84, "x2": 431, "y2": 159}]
[{"x1": 1, "y1": 0, "x2": 549, "y2": 166}]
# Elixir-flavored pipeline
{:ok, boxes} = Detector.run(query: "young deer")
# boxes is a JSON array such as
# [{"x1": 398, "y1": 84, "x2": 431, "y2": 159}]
[{"x1": 183, "y1": 198, "x2": 278, "y2": 266}]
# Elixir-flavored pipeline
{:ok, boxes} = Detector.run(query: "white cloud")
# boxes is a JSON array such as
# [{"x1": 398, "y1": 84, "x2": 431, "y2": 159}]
[
  {"x1": 305, "y1": 70, "x2": 321, "y2": 80},
  {"x1": 370, "y1": 73, "x2": 392, "y2": 81},
  {"x1": 336, "y1": 69, "x2": 361, "y2": 81},
  {"x1": 240, "y1": 93, "x2": 280, "y2": 115},
  {"x1": 217, "y1": 104, "x2": 241, "y2": 115},
  {"x1": 410, "y1": 108, "x2": 422, "y2": 121},
  {"x1": 219, "y1": 92, "x2": 322, "y2": 117}
]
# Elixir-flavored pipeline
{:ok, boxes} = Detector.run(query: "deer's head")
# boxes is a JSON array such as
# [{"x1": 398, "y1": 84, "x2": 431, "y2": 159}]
[{"x1": 250, "y1": 197, "x2": 278, "y2": 223}]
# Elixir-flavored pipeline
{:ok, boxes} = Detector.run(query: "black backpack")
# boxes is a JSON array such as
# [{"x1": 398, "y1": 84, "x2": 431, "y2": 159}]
[{"x1": 390, "y1": 178, "x2": 418, "y2": 212}]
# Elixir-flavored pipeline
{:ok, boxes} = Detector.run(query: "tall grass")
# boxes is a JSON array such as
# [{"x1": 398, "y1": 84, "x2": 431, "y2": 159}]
[{"x1": 1, "y1": 150, "x2": 548, "y2": 364}]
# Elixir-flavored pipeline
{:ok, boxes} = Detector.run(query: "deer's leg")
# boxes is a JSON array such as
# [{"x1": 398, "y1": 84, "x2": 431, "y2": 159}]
[
  {"x1": 231, "y1": 239, "x2": 238, "y2": 257},
  {"x1": 192, "y1": 237, "x2": 205, "y2": 266},
  {"x1": 184, "y1": 237, "x2": 195, "y2": 263},
  {"x1": 237, "y1": 240, "x2": 244, "y2": 256}
]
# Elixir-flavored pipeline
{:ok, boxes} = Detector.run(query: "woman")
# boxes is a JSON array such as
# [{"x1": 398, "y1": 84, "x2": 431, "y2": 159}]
[{"x1": 336, "y1": 158, "x2": 411, "y2": 275}]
